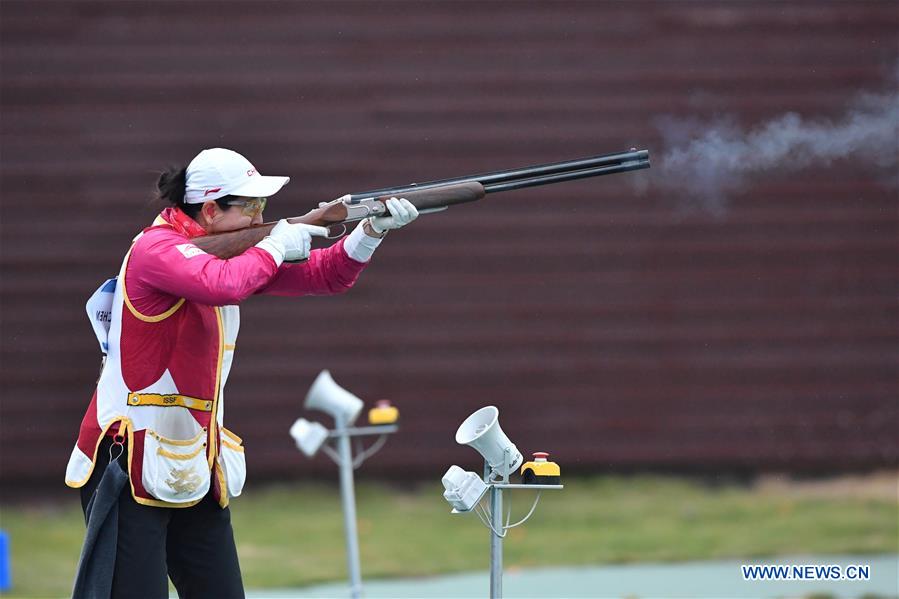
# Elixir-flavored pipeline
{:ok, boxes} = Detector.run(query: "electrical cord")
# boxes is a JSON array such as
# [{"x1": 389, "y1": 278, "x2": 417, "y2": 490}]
[
  {"x1": 353, "y1": 434, "x2": 389, "y2": 469},
  {"x1": 504, "y1": 491, "x2": 542, "y2": 529},
  {"x1": 320, "y1": 442, "x2": 340, "y2": 465},
  {"x1": 475, "y1": 503, "x2": 507, "y2": 538},
  {"x1": 474, "y1": 490, "x2": 542, "y2": 536}
]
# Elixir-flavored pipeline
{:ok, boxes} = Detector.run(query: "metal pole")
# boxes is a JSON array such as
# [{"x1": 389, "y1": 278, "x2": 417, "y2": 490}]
[
  {"x1": 487, "y1": 461, "x2": 503, "y2": 599},
  {"x1": 336, "y1": 418, "x2": 363, "y2": 599}
]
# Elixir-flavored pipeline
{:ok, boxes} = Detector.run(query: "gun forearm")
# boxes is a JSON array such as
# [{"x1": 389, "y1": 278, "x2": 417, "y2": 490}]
[{"x1": 379, "y1": 181, "x2": 485, "y2": 210}]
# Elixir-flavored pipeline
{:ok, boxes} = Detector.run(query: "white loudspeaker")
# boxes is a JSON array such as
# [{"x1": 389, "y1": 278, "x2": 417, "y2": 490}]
[
  {"x1": 441, "y1": 465, "x2": 488, "y2": 512},
  {"x1": 304, "y1": 370, "x2": 364, "y2": 426},
  {"x1": 455, "y1": 406, "x2": 523, "y2": 477},
  {"x1": 289, "y1": 418, "x2": 330, "y2": 457}
]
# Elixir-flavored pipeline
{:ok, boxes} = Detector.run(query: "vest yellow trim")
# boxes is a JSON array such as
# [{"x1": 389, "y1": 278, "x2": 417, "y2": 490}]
[
  {"x1": 156, "y1": 443, "x2": 206, "y2": 460},
  {"x1": 221, "y1": 427, "x2": 242, "y2": 445},
  {"x1": 121, "y1": 246, "x2": 186, "y2": 323},
  {"x1": 129, "y1": 393, "x2": 213, "y2": 412},
  {"x1": 146, "y1": 428, "x2": 207, "y2": 447},
  {"x1": 207, "y1": 307, "x2": 225, "y2": 469},
  {"x1": 64, "y1": 417, "x2": 128, "y2": 488},
  {"x1": 221, "y1": 439, "x2": 244, "y2": 453},
  {"x1": 214, "y1": 460, "x2": 229, "y2": 509}
]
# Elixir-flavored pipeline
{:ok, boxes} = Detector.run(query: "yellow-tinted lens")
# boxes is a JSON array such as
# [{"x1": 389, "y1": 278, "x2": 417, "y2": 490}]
[{"x1": 240, "y1": 197, "x2": 266, "y2": 217}]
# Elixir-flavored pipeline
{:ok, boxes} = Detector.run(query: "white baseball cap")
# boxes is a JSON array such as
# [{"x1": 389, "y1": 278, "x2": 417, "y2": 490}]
[{"x1": 183, "y1": 148, "x2": 289, "y2": 204}]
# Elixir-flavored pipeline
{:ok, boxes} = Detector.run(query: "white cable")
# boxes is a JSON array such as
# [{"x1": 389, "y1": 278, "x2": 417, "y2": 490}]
[
  {"x1": 504, "y1": 491, "x2": 542, "y2": 530},
  {"x1": 473, "y1": 489, "x2": 543, "y2": 535},
  {"x1": 474, "y1": 503, "x2": 491, "y2": 528},
  {"x1": 475, "y1": 503, "x2": 507, "y2": 538},
  {"x1": 320, "y1": 443, "x2": 340, "y2": 465},
  {"x1": 353, "y1": 434, "x2": 389, "y2": 469},
  {"x1": 475, "y1": 501, "x2": 504, "y2": 537}
]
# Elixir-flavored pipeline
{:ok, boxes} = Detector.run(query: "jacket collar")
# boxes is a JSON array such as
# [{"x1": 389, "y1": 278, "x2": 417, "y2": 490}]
[{"x1": 155, "y1": 207, "x2": 208, "y2": 239}]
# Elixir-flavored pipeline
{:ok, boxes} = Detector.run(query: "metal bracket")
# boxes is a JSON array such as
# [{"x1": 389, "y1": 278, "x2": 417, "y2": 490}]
[
  {"x1": 492, "y1": 483, "x2": 563, "y2": 490},
  {"x1": 328, "y1": 425, "x2": 398, "y2": 438}
]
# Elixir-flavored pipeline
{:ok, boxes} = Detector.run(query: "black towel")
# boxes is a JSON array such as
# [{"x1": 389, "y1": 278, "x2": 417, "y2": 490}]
[{"x1": 71, "y1": 459, "x2": 128, "y2": 599}]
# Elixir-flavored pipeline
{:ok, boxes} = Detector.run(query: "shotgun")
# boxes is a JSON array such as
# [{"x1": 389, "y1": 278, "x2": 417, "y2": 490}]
[{"x1": 191, "y1": 148, "x2": 650, "y2": 259}]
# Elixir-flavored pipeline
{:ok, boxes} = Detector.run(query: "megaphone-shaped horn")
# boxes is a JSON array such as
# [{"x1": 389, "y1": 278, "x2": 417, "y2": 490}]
[
  {"x1": 455, "y1": 406, "x2": 522, "y2": 477},
  {"x1": 304, "y1": 370, "x2": 364, "y2": 426}
]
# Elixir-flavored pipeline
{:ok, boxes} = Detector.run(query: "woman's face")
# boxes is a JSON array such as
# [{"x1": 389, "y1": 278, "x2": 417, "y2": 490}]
[{"x1": 201, "y1": 197, "x2": 266, "y2": 233}]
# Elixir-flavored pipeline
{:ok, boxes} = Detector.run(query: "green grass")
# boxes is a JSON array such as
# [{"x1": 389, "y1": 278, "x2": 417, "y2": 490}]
[{"x1": 1, "y1": 475, "x2": 896, "y2": 598}]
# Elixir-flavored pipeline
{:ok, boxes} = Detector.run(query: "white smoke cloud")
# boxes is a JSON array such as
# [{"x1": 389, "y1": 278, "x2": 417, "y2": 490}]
[{"x1": 641, "y1": 87, "x2": 899, "y2": 215}]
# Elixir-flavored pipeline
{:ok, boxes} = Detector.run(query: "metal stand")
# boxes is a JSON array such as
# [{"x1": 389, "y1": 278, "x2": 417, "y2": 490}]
[
  {"x1": 318, "y1": 421, "x2": 398, "y2": 599},
  {"x1": 487, "y1": 461, "x2": 503, "y2": 598},
  {"x1": 456, "y1": 452, "x2": 563, "y2": 599}
]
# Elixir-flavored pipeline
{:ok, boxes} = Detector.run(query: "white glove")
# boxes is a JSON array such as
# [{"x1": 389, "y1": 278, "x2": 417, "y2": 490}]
[
  {"x1": 257, "y1": 220, "x2": 329, "y2": 264},
  {"x1": 369, "y1": 197, "x2": 419, "y2": 235}
]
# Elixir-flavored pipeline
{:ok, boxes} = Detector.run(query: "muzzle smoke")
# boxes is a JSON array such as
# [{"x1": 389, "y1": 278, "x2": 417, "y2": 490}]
[{"x1": 639, "y1": 82, "x2": 899, "y2": 214}]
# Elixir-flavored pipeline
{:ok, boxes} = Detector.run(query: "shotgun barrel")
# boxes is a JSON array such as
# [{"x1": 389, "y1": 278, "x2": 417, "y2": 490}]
[{"x1": 348, "y1": 149, "x2": 650, "y2": 201}]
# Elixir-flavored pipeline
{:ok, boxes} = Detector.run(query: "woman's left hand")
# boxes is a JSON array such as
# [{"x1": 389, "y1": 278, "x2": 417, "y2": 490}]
[{"x1": 369, "y1": 197, "x2": 419, "y2": 234}]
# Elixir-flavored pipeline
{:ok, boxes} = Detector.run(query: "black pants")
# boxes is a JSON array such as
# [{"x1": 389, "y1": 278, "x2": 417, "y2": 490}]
[{"x1": 81, "y1": 437, "x2": 245, "y2": 599}]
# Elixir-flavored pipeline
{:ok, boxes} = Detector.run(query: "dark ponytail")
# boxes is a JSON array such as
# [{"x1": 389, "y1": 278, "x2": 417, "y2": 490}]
[{"x1": 154, "y1": 165, "x2": 231, "y2": 220}]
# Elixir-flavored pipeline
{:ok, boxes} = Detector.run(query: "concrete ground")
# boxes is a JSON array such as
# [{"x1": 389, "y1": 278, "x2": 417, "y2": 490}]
[{"x1": 246, "y1": 553, "x2": 898, "y2": 599}]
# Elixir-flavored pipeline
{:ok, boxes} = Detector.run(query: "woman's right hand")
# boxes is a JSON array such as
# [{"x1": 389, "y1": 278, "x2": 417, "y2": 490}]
[{"x1": 265, "y1": 220, "x2": 329, "y2": 262}]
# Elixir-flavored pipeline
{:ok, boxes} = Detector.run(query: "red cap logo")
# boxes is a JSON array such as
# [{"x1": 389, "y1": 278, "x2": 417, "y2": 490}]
[{"x1": 203, "y1": 188, "x2": 222, "y2": 197}]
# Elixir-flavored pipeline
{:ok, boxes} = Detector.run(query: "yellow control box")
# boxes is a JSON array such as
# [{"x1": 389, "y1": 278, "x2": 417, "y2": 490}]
[
  {"x1": 368, "y1": 400, "x2": 399, "y2": 425},
  {"x1": 520, "y1": 452, "x2": 560, "y2": 484}
]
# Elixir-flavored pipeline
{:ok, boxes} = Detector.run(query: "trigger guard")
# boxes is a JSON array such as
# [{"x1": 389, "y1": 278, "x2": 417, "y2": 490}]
[{"x1": 325, "y1": 224, "x2": 347, "y2": 239}]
